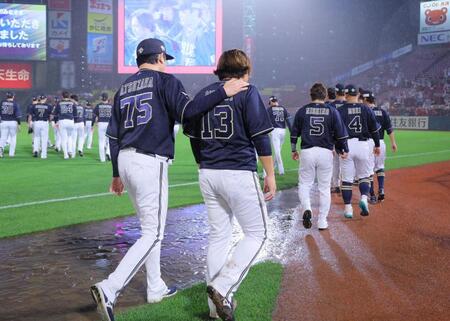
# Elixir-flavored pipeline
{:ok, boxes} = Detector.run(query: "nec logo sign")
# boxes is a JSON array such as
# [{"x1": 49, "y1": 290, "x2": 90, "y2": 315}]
[{"x1": 418, "y1": 30, "x2": 450, "y2": 45}]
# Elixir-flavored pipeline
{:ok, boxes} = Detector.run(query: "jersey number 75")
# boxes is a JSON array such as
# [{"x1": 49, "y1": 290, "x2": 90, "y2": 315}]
[{"x1": 120, "y1": 93, "x2": 153, "y2": 129}]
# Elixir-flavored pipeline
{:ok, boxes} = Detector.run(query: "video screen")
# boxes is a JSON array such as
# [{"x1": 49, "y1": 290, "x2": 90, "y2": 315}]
[
  {"x1": 0, "y1": 4, "x2": 47, "y2": 61},
  {"x1": 118, "y1": 0, "x2": 222, "y2": 74}
]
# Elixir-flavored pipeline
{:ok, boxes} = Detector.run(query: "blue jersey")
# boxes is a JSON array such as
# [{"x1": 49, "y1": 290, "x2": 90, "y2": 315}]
[
  {"x1": 267, "y1": 106, "x2": 291, "y2": 129},
  {"x1": 27, "y1": 103, "x2": 35, "y2": 121},
  {"x1": 84, "y1": 108, "x2": 94, "y2": 124},
  {"x1": 0, "y1": 100, "x2": 21, "y2": 121},
  {"x1": 94, "y1": 102, "x2": 112, "y2": 123},
  {"x1": 31, "y1": 103, "x2": 52, "y2": 121},
  {"x1": 338, "y1": 103, "x2": 380, "y2": 141},
  {"x1": 53, "y1": 99, "x2": 77, "y2": 120},
  {"x1": 106, "y1": 69, "x2": 227, "y2": 160},
  {"x1": 291, "y1": 103, "x2": 348, "y2": 151},
  {"x1": 74, "y1": 104, "x2": 85, "y2": 123},
  {"x1": 184, "y1": 83, "x2": 273, "y2": 171},
  {"x1": 329, "y1": 99, "x2": 346, "y2": 109},
  {"x1": 372, "y1": 106, "x2": 393, "y2": 140}
]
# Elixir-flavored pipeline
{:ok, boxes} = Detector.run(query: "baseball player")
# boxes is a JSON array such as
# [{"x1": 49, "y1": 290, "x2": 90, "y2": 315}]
[
  {"x1": 84, "y1": 102, "x2": 94, "y2": 149},
  {"x1": 338, "y1": 85, "x2": 381, "y2": 218},
  {"x1": 27, "y1": 96, "x2": 38, "y2": 149},
  {"x1": 291, "y1": 83, "x2": 349, "y2": 230},
  {"x1": 89, "y1": 38, "x2": 248, "y2": 321},
  {"x1": 266, "y1": 95, "x2": 291, "y2": 175},
  {"x1": 51, "y1": 96, "x2": 62, "y2": 152},
  {"x1": 329, "y1": 84, "x2": 346, "y2": 193},
  {"x1": 363, "y1": 91, "x2": 397, "y2": 202},
  {"x1": 30, "y1": 95, "x2": 52, "y2": 159},
  {"x1": 0, "y1": 92, "x2": 21, "y2": 158},
  {"x1": 53, "y1": 91, "x2": 76, "y2": 159},
  {"x1": 94, "y1": 93, "x2": 112, "y2": 162},
  {"x1": 71, "y1": 95, "x2": 85, "y2": 157}
]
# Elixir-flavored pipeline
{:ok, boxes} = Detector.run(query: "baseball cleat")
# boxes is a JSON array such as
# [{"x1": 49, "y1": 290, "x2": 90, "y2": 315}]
[
  {"x1": 369, "y1": 195, "x2": 378, "y2": 204},
  {"x1": 318, "y1": 219, "x2": 328, "y2": 230},
  {"x1": 359, "y1": 199, "x2": 370, "y2": 216},
  {"x1": 147, "y1": 286, "x2": 177, "y2": 303},
  {"x1": 207, "y1": 286, "x2": 235, "y2": 321},
  {"x1": 106, "y1": 154, "x2": 111, "y2": 161},
  {"x1": 79, "y1": 150, "x2": 84, "y2": 157},
  {"x1": 90, "y1": 284, "x2": 115, "y2": 321},
  {"x1": 331, "y1": 187, "x2": 341, "y2": 194},
  {"x1": 33, "y1": 151, "x2": 38, "y2": 158},
  {"x1": 55, "y1": 148, "x2": 59, "y2": 153},
  {"x1": 302, "y1": 209, "x2": 312, "y2": 229},
  {"x1": 378, "y1": 192, "x2": 385, "y2": 202},
  {"x1": 344, "y1": 205, "x2": 353, "y2": 218}
]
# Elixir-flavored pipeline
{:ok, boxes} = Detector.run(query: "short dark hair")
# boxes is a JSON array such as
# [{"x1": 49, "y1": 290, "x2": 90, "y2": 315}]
[
  {"x1": 214, "y1": 49, "x2": 251, "y2": 80},
  {"x1": 101, "y1": 92, "x2": 108, "y2": 100},
  {"x1": 136, "y1": 53, "x2": 163, "y2": 67},
  {"x1": 327, "y1": 87, "x2": 336, "y2": 100},
  {"x1": 310, "y1": 83, "x2": 327, "y2": 101},
  {"x1": 70, "y1": 94, "x2": 78, "y2": 101},
  {"x1": 62, "y1": 91, "x2": 70, "y2": 99},
  {"x1": 365, "y1": 96, "x2": 376, "y2": 104}
]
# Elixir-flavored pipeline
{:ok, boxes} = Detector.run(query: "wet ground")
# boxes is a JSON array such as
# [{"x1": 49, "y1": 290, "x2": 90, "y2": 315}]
[{"x1": 0, "y1": 188, "x2": 299, "y2": 321}]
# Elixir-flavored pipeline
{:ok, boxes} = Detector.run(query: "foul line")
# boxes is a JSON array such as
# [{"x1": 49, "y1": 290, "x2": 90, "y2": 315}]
[{"x1": 1, "y1": 149, "x2": 449, "y2": 211}]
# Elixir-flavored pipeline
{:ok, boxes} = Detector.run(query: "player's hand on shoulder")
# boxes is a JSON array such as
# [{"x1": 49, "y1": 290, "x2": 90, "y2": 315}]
[
  {"x1": 263, "y1": 174, "x2": 276, "y2": 201},
  {"x1": 373, "y1": 147, "x2": 381, "y2": 156},
  {"x1": 110, "y1": 177, "x2": 125, "y2": 196},
  {"x1": 223, "y1": 78, "x2": 249, "y2": 97},
  {"x1": 292, "y1": 151, "x2": 299, "y2": 161}
]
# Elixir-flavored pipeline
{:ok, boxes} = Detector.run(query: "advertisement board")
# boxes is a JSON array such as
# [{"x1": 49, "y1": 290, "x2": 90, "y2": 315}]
[
  {"x1": 418, "y1": 30, "x2": 450, "y2": 45},
  {"x1": 88, "y1": 13, "x2": 113, "y2": 34},
  {"x1": 0, "y1": 63, "x2": 32, "y2": 89},
  {"x1": 87, "y1": 33, "x2": 113, "y2": 72},
  {"x1": 48, "y1": 0, "x2": 71, "y2": 11},
  {"x1": 88, "y1": 0, "x2": 113, "y2": 15},
  {"x1": 48, "y1": 11, "x2": 71, "y2": 39},
  {"x1": 391, "y1": 116, "x2": 429, "y2": 130},
  {"x1": 49, "y1": 38, "x2": 70, "y2": 58},
  {"x1": 420, "y1": 1, "x2": 450, "y2": 33}
]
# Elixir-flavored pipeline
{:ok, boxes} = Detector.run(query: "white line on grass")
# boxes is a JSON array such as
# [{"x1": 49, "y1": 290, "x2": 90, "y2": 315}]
[{"x1": 1, "y1": 149, "x2": 449, "y2": 211}]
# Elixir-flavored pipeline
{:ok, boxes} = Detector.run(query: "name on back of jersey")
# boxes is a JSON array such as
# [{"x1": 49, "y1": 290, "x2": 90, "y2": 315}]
[
  {"x1": 306, "y1": 107, "x2": 330, "y2": 115},
  {"x1": 348, "y1": 107, "x2": 361, "y2": 115},
  {"x1": 120, "y1": 77, "x2": 153, "y2": 96}
]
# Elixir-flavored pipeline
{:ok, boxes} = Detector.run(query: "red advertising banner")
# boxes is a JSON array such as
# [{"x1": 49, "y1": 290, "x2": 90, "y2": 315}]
[
  {"x1": 0, "y1": 63, "x2": 32, "y2": 89},
  {"x1": 48, "y1": 0, "x2": 71, "y2": 11}
]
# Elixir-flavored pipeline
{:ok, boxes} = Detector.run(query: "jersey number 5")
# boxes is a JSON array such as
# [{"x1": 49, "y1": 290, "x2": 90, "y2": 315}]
[
  {"x1": 310, "y1": 116, "x2": 325, "y2": 136},
  {"x1": 120, "y1": 93, "x2": 153, "y2": 128},
  {"x1": 201, "y1": 105, "x2": 234, "y2": 139}
]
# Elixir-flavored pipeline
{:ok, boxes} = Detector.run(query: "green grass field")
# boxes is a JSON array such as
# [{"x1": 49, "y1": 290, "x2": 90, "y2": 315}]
[{"x1": 0, "y1": 126, "x2": 449, "y2": 238}]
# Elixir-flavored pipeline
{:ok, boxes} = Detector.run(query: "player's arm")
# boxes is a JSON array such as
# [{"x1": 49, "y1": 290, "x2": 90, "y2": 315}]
[
  {"x1": 107, "y1": 93, "x2": 124, "y2": 195},
  {"x1": 332, "y1": 108, "x2": 349, "y2": 157},
  {"x1": 290, "y1": 109, "x2": 302, "y2": 160},
  {"x1": 384, "y1": 110, "x2": 397, "y2": 152},
  {"x1": 14, "y1": 103, "x2": 21, "y2": 126},
  {"x1": 284, "y1": 108, "x2": 293, "y2": 133},
  {"x1": 189, "y1": 137, "x2": 202, "y2": 164},
  {"x1": 367, "y1": 108, "x2": 381, "y2": 155},
  {"x1": 165, "y1": 77, "x2": 248, "y2": 123}
]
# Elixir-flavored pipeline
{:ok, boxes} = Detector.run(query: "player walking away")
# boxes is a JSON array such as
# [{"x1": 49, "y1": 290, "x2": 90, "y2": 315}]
[
  {"x1": 71, "y1": 95, "x2": 85, "y2": 157},
  {"x1": 363, "y1": 91, "x2": 397, "y2": 202},
  {"x1": 338, "y1": 85, "x2": 381, "y2": 218},
  {"x1": 51, "y1": 96, "x2": 62, "y2": 153},
  {"x1": 53, "y1": 91, "x2": 76, "y2": 159},
  {"x1": 0, "y1": 92, "x2": 21, "y2": 158},
  {"x1": 30, "y1": 95, "x2": 52, "y2": 159},
  {"x1": 266, "y1": 95, "x2": 291, "y2": 175},
  {"x1": 329, "y1": 84, "x2": 346, "y2": 193},
  {"x1": 94, "y1": 93, "x2": 112, "y2": 162},
  {"x1": 89, "y1": 38, "x2": 248, "y2": 321},
  {"x1": 291, "y1": 83, "x2": 349, "y2": 230},
  {"x1": 27, "y1": 96, "x2": 38, "y2": 152},
  {"x1": 84, "y1": 101, "x2": 94, "y2": 149},
  {"x1": 184, "y1": 49, "x2": 275, "y2": 321}
]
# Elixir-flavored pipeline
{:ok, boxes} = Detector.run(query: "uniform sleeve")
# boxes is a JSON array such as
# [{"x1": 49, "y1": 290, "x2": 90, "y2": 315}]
[
  {"x1": 332, "y1": 108, "x2": 349, "y2": 153},
  {"x1": 243, "y1": 86, "x2": 274, "y2": 138},
  {"x1": 15, "y1": 103, "x2": 21, "y2": 124},
  {"x1": 284, "y1": 107, "x2": 293, "y2": 132},
  {"x1": 163, "y1": 76, "x2": 227, "y2": 124},
  {"x1": 106, "y1": 92, "x2": 120, "y2": 140},
  {"x1": 367, "y1": 108, "x2": 381, "y2": 147},
  {"x1": 383, "y1": 110, "x2": 394, "y2": 135},
  {"x1": 182, "y1": 114, "x2": 202, "y2": 139},
  {"x1": 290, "y1": 108, "x2": 303, "y2": 151}
]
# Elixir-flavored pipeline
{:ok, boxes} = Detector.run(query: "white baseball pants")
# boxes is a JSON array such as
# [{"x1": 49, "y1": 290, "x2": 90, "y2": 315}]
[
  {"x1": 100, "y1": 149, "x2": 169, "y2": 303},
  {"x1": 340, "y1": 138, "x2": 372, "y2": 182},
  {"x1": 59, "y1": 119, "x2": 74, "y2": 159},
  {"x1": 98, "y1": 122, "x2": 110, "y2": 162},
  {"x1": 33, "y1": 121, "x2": 49, "y2": 158},
  {"x1": 72, "y1": 122, "x2": 85, "y2": 156},
  {"x1": 331, "y1": 152, "x2": 341, "y2": 188},
  {"x1": 52, "y1": 121, "x2": 61, "y2": 151},
  {"x1": 0, "y1": 121, "x2": 18, "y2": 156},
  {"x1": 84, "y1": 122, "x2": 93, "y2": 149},
  {"x1": 298, "y1": 147, "x2": 333, "y2": 219},
  {"x1": 270, "y1": 128, "x2": 286, "y2": 175},
  {"x1": 199, "y1": 169, "x2": 268, "y2": 314},
  {"x1": 374, "y1": 140, "x2": 386, "y2": 171},
  {"x1": 368, "y1": 139, "x2": 375, "y2": 176}
]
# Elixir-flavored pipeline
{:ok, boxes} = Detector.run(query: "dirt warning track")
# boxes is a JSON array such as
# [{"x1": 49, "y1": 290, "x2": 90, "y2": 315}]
[{"x1": 273, "y1": 161, "x2": 450, "y2": 321}]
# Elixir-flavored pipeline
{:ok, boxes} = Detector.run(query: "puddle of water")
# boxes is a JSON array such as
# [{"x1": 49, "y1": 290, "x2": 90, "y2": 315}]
[{"x1": 0, "y1": 190, "x2": 299, "y2": 321}]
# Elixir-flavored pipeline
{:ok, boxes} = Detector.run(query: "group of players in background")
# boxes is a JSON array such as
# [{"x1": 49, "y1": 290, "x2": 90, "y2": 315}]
[
  {"x1": 266, "y1": 82, "x2": 397, "y2": 231},
  {"x1": 0, "y1": 91, "x2": 113, "y2": 161}
]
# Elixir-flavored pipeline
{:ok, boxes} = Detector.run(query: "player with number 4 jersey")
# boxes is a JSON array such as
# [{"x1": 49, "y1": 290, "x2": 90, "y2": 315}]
[
  {"x1": 338, "y1": 85, "x2": 381, "y2": 219},
  {"x1": 291, "y1": 83, "x2": 349, "y2": 231}
]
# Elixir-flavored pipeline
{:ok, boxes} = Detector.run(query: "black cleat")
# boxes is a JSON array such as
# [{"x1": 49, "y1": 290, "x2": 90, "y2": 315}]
[
  {"x1": 106, "y1": 154, "x2": 111, "y2": 161},
  {"x1": 302, "y1": 209, "x2": 312, "y2": 229},
  {"x1": 207, "y1": 286, "x2": 235, "y2": 321},
  {"x1": 79, "y1": 150, "x2": 84, "y2": 157},
  {"x1": 331, "y1": 187, "x2": 341, "y2": 194},
  {"x1": 369, "y1": 195, "x2": 378, "y2": 204},
  {"x1": 55, "y1": 148, "x2": 59, "y2": 153},
  {"x1": 33, "y1": 151, "x2": 38, "y2": 158},
  {"x1": 90, "y1": 284, "x2": 115, "y2": 321},
  {"x1": 378, "y1": 193, "x2": 385, "y2": 202}
]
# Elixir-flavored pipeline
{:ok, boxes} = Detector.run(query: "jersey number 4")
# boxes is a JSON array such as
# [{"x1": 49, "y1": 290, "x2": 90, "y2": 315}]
[
  {"x1": 120, "y1": 93, "x2": 152, "y2": 128},
  {"x1": 349, "y1": 116, "x2": 362, "y2": 133},
  {"x1": 201, "y1": 105, "x2": 234, "y2": 139}
]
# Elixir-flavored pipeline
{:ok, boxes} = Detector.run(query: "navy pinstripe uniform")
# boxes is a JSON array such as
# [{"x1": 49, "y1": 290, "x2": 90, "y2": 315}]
[
  {"x1": 267, "y1": 104, "x2": 291, "y2": 175},
  {"x1": 0, "y1": 99, "x2": 21, "y2": 157},
  {"x1": 184, "y1": 83, "x2": 273, "y2": 318}
]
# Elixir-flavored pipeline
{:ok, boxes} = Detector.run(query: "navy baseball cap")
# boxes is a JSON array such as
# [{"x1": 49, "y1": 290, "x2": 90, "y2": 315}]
[
  {"x1": 39, "y1": 94, "x2": 46, "y2": 100},
  {"x1": 335, "y1": 83, "x2": 345, "y2": 95},
  {"x1": 362, "y1": 90, "x2": 374, "y2": 99},
  {"x1": 136, "y1": 38, "x2": 174, "y2": 60},
  {"x1": 269, "y1": 95, "x2": 278, "y2": 102},
  {"x1": 344, "y1": 84, "x2": 358, "y2": 96}
]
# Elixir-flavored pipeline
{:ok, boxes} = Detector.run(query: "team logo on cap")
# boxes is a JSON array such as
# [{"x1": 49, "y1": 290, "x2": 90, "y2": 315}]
[
  {"x1": 161, "y1": 45, "x2": 166, "y2": 52},
  {"x1": 138, "y1": 47, "x2": 144, "y2": 54}
]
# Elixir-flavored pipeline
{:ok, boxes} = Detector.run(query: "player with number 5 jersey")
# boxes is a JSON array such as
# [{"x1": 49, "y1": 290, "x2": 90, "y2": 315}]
[
  {"x1": 338, "y1": 84, "x2": 381, "y2": 219},
  {"x1": 89, "y1": 38, "x2": 249, "y2": 321}
]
